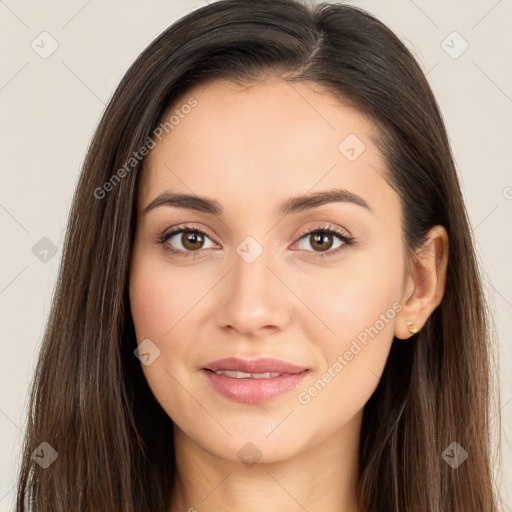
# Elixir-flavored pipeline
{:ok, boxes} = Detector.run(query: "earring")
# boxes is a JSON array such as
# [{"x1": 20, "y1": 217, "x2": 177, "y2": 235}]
[{"x1": 406, "y1": 321, "x2": 419, "y2": 334}]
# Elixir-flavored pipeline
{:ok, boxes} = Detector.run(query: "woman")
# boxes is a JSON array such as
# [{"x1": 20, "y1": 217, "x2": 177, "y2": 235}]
[{"x1": 16, "y1": 0, "x2": 502, "y2": 510}]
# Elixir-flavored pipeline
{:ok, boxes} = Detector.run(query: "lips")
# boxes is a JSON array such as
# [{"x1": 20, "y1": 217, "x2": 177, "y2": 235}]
[{"x1": 202, "y1": 357, "x2": 310, "y2": 404}]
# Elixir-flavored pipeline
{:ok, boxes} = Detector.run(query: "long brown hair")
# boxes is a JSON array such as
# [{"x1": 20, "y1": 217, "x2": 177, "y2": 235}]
[{"x1": 16, "y1": 1, "x2": 502, "y2": 510}]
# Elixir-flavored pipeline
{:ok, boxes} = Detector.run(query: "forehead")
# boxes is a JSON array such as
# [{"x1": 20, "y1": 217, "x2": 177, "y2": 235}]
[{"x1": 138, "y1": 79, "x2": 395, "y2": 218}]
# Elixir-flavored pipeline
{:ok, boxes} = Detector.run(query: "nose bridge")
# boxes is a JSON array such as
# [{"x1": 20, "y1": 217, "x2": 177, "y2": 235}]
[{"x1": 216, "y1": 234, "x2": 289, "y2": 334}]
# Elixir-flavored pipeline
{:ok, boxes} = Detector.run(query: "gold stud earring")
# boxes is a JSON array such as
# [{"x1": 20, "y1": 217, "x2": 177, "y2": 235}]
[{"x1": 406, "y1": 321, "x2": 419, "y2": 334}]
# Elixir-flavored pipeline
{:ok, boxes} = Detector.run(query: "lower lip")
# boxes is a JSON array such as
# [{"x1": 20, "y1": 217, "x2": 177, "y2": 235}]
[{"x1": 202, "y1": 369, "x2": 309, "y2": 404}]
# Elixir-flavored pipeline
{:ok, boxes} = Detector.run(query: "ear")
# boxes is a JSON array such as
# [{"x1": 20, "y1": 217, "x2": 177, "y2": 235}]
[{"x1": 394, "y1": 225, "x2": 449, "y2": 340}]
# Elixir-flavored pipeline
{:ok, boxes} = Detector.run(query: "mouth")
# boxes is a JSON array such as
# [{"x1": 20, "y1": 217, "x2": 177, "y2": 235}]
[{"x1": 202, "y1": 357, "x2": 310, "y2": 404}]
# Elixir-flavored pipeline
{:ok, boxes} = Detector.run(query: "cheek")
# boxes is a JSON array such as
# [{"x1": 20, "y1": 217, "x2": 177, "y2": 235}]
[
  {"x1": 130, "y1": 276, "x2": 164, "y2": 340},
  {"x1": 129, "y1": 255, "x2": 193, "y2": 340},
  {"x1": 128, "y1": 253, "x2": 209, "y2": 384},
  {"x1": 129, "y1": 256, "x2": 198, "y2": 420},
  {"x1": 299, "y1": 252, "x2": 403, "y2": 345},
  {"x1": 293, "y1": 277, "x2": 401, "y2": 427},
  {"x1": 294, "y1": 245, "x2": 404, "y2": 397}
]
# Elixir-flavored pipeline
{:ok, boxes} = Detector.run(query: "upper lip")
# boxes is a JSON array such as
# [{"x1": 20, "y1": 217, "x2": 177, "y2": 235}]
[{"x1": 204, "y1": 357, "x2": 309, "y2": 374}]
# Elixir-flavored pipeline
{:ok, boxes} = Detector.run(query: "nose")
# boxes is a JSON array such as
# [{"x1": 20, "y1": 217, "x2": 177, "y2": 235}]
[{"x1": 214, "y1": 245, "x2": 291, "y2": 338}]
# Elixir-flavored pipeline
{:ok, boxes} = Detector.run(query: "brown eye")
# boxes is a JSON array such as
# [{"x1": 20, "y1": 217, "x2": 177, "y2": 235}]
[
  {"x1": 180, "y1": 231, "x2": 205, "y2": 251},
  {"x1": 160, "y1": 225, "x2": 217, "y2": 257},
  {"x1": 294, "y1": 226, "x2": 354, "y2": 258},
  {"x1": 309, "y1": 232, "x2": 335, "y2": 252}
]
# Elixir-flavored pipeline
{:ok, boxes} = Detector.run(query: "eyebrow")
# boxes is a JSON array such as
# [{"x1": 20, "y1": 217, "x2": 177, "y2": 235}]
[{"x1": 142, "y1": 188, "x2": 372, "y2": 217}]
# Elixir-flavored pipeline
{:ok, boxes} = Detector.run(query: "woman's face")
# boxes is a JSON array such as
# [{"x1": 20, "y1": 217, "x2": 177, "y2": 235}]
[{"x1": 129, "y1": 78, "x2": 408, "y2": 463}]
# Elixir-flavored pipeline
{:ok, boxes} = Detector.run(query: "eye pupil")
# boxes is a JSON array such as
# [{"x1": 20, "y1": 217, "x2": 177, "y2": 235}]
[{"x1": 311, "y1": 232, "x2": 333, "y2": 251}]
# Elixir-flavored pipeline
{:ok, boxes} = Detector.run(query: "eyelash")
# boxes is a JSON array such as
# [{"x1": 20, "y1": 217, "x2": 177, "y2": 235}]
[{"x1": 158, "y1": 223, "x2": 355, "y2": 260}]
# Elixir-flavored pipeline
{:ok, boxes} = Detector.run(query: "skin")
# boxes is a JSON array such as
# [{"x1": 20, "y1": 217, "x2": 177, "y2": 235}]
[{"x1": 129, "y1": 78, "x2": 449, "y2": 512}]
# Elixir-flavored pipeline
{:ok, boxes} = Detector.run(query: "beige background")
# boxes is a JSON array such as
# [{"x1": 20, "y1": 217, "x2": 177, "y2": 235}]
[{"x1": 0, "y1": 0, "x2": 511, "y2": 510}]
